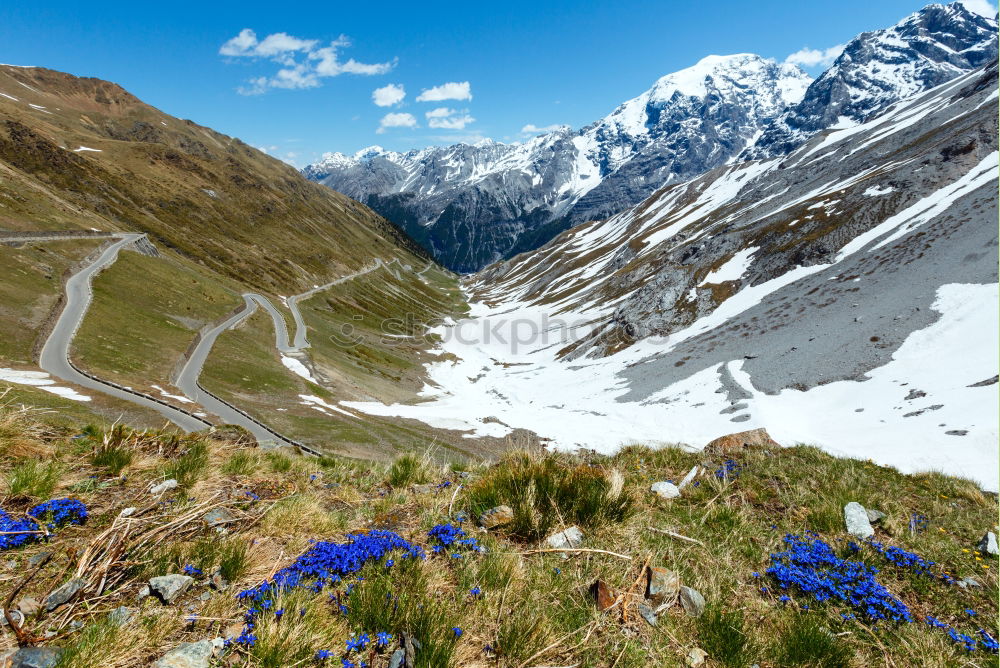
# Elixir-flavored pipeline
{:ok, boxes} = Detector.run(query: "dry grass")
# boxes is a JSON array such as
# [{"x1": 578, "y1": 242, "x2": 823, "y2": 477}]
[{"x1": 0, "y1": 401, "x2": 995, "y2": 667}]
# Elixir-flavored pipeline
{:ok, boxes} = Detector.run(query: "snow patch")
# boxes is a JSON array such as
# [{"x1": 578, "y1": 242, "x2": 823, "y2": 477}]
[{"x1": 281, "y1": 355, "x2": 318, "y2": 383}]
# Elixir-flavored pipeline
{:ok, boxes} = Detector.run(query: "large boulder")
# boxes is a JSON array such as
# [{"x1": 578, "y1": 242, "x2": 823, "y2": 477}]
[{"x1": 704, "y1": 428, "x2": 779, "y2": 456}]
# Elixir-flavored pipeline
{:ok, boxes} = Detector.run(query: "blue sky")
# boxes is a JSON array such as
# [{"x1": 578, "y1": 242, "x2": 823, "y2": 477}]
[{"x1": 1, "y1": 1, "x2": 994, "y2": 166}]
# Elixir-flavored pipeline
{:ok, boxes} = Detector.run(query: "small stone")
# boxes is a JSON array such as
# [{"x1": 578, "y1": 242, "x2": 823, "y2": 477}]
[
  {"x1": 1, "y1": 609, "x2": 24, "y2": 627},
  {"x1": 120, "y1": 507, "x2": 137, "y2": 517},
  {"x1": 647, "y1": 567, "x2": 681, "y2": 605},
  {"x1": 137, "y1": 585, "x2": 151, "y2": 601},
  {"x1": 866, "y1": 509, "x2": 887, "y2": 523},
  {"x1": 45, "y1": 578, "x2": 86, "y2": 611},
  {"x1": 958, "y1": 577, "x2": 982, "y2": 589},
  {"x1": 677, "y1": 466, "x2": 700, "y2": 490},
  {"x1": 679, "y1": 586, "x2": 706, "y2": 617},
  {"x1": 590, "y1": 579, "x2": 617, "y2": 611},
  {"x1": 545, "y1": 526, "x2": 583, "y2": 550},
  {"x1": 209, "y1": 572, "x2": 229, "y2": 591},
  {"x1": 202, "y1": 508, "x2": 236, "y2": 527},
  {"x1": 704, "y1": 428, "x2": 779, "y2": 456},
  {"x1": 68, "y1": 620, "x2": 84, "y2": 632},
  {"x1": 977, "y1": 531, "x2": 998, "y2": 556},
  {"x1": 650, "y1": 481, "x2": 680, "y2": 499},
  {"x1": 4, "y1": 560, "x2": 16, "y2": 569},
  {"x1": 109, "y1": 606, "x2": 136, "y2": 627},
  {"x1": 686, "y1": 647, "x2": 708, "y2": 667},
  {"x1": 479, "y1": 505, "x2": 514, "y2": 529},
  {"x1": 199, "y1": 592, "x2": 212, "y2": 601},
  {"x1": 456, "y1": 471, "x2": 473, "y2": 480},
  {"x1": 411, "y1": 484, "x2": 435, "y2": 494},
  {"x1": 149, "y1": 575, "x2": 194, "y2": 604},
  {"x1": 153, "y1": 639, "x2": 215, "y2": 668},
  {"x1": 844, "y1": 502, "x2": 874, "y2": 539},
  {"x1": 10, "y1": 647, "x2": 64, "y2": 668},
  {"x1": 904, "y1": 389, "x2": 927, "y2": 400},
  {"x1": 388, "y1": 648, "x2": 406, "y2": 668},
  {"x1": 28, "y1": 552, "x2": 51, "y2": 568},
  {"x1": 637, "y1": 602, "x2": 658, "y2": 627},
  {"x1": 150, "y1": 479, "x2": 179, "y2": 495},
  {"x1": 17, "y1": 597, "x2": 41, "y2": 616}
]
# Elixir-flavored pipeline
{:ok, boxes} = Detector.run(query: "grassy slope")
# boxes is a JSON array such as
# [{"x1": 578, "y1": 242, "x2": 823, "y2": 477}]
[
  {"x1": 199, "y1": 264, "x2": 479, "y2": 458},
  {"x1": 0, "y1": 65, "x2": 428, "y2": 294},
  {"x1": 72, "y1": 248, "x2": 239, "y2": 398},
  {"x1": 0, "y1": 399, "x2": 995, "y2": 667},
  {"x1": 0, "y1": 239, "x2": 103, "y2": 363}
]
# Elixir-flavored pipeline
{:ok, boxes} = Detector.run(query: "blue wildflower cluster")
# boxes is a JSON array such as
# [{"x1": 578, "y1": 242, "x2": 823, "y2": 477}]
[
  {"x1": 234, "y1": 530, "x2": 424, "y2": 648},
  {"x1": 863, "y1": 539, "x2": 936, "y2": 578},
  {"x1": 427, "y1": 523, "x2": 482, "y2": 555},
  {"x1": 767, "y1": 533, "x2": 912, "y2": 622},
  {"x1": 0, "y1": 499, "x2": 88, "y2": 550},
  {"x1": 714, "y1": 459, "x2": 742, "y2": 480},
  {"x1": 925, "y1": 616, "x2": 998, "y2": 654}
]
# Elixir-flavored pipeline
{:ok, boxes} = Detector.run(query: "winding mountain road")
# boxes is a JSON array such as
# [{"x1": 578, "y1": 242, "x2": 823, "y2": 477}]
[
  {"x1": 35, "y1": 235, "x2": 402, "y2": 450},
  {"x1": 38, "y1": 234, "x2": 212, "y2": 432}
]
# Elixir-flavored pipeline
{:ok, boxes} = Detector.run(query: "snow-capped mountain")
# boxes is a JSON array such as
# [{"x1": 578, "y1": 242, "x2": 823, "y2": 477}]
[
  {"x1": 305, "y1": 2, "x2": 996, "y2": 273},
  {"x1": 745, "y1": 2, "x2": 998, "y2": 158},
  {"x1": 347, "y1": 61, "x2": 1000, "y2": 489},
  {"x1": 305, "y1": 54, "x2": 811, "y2": 272}
]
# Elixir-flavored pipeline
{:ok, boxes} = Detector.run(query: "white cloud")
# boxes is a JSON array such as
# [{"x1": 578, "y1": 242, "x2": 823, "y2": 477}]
[
  {"x1": 377, "y1": 112, "x2": 418, "y2": 134},
  {"x1": 959, "y1": 0, "x2": 998, "y2": 17},
  {"x1": 372, "y1": 83, "x2": 406, "y2": 107},
  {"x1": 424, "y1": 107, "x2": 475, "y2": 130},
  {"x1": 784, "y1": 43, "x2": 846, "y2": 68},
  {"x1": 220, "y1": 29, "x2": 395, "y2": 95},
  {"x1": 520, "y1": 123, "x2": 569, "y2": 135},
  {"x1": 416, "y1": 81, "x2": 472, "y2": 102}
]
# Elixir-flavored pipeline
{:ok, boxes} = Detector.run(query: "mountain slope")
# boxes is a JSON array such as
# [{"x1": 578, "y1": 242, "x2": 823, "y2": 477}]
[
  {"x1": 306, "y1": 54, "x2": 811, "y2": 272},
  {"x1": 0, "y1": 65, "x2": 428, "y2": 292},
  {"x1": 346, "y1": 62, "x2": 1000, "y2": 489},
  {"x1": 744, "y1": 1, "x2": 998, "y2": 158}
]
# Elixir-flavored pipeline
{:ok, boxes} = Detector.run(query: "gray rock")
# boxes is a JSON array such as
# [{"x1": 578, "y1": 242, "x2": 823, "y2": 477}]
[
  {"x1": 202, "y1": 507, "x2": 236, "y2": 527},
  {"x1": 479, "y1": 505, "x2": 514, "y2": 529},
  {"x1": 388, "y1": 648, "x2": 406, "y2": 668},
  {"x1": 45, "y1": 577, "x2": 86, "y2": 611},
  {"x1": 844, "y1": 502, "x2": 874, "y2": 539},
  {"x1": 17, "y1": 597, "x2": 40, "y2": 616},
  {"x1": 10, "y1": 647, "x2": 63, "y2": 668},
  {"x1": 1, "y1": 609, "x2": 24, "y2": 627},
  {"x1": 545, "y1": 526, "x2": 583, "y2": 550},
  {"x1": 27, "y1": 552, "x2": 51, "y2": 568},
  {"x1": 679, "y1": 586, "x2": 706, "y2": 617},
  {"x1": 109, "y1": 606, "x2": 136, "y2": 627},
  {"x1": 957, "y1": 577, "x2": 982, "y2": 589},
  {"x1": 120, "y1": 507, "x2": 137, "y2": 517},
  {"x1": 137, "y1": 585, "x2": 151, "y2": 600},
  {"x1": 149, "y1": 575, "x2": 194, "y2": 604},
  {"x1": 686, "y1": 647, "x2": 708, "y2": 667},
  {"x1": 199, "y1": 592, "x2": 212, "y2": 602},
  {"x1": 977, "y1": 531, "x2": 998, "y2": 556},
  {"x1": 153, "y1": 640, "x2": 215, "y2": 668},
  {"x1": 150, "y1": 479, "x2": 179, "y2": 495},
  {"x1": 650, "y1": 481, "x2": 681, "y2": 499},
  {"x1": 411, "y1": 484, "x2": 435, "y2": 494},
  {"x1": 637, "y1": 602, "x2": 658, "y2": 627},
  {"x1": 647, "y1": 567, "x2": 681, "y2": 605},
  {"x1": 4, "y1": 560, "x2": 16, "y2": 569},
  {"x1": 866, "y1": 509, "x2": 887, "y2": 524}
]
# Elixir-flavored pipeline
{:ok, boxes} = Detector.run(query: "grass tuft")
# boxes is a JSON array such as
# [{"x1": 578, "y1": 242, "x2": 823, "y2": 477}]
[
  {"x1": 775, "y1": 614, "x2": 853, "y2": 667},
  {"x1": 387, "y1": 451, "x2": 433, "y2": 488},
  {"x1": 6, "y1": 459, "x2": 61, "y2": 498},
  {"x1": 465, "y1": 452, "x2": 633, "y2": 540}
]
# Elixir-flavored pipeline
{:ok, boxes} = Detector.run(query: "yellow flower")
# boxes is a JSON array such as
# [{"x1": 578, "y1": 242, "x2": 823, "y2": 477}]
[{"x1": 963, "y1": 549, "x2": 971, "y2": 553}]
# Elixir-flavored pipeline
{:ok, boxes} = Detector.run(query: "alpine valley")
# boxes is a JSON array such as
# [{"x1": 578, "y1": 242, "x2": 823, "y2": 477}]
[{"x1": 0, "y1": 2, "x2": 998, "y2": 667}]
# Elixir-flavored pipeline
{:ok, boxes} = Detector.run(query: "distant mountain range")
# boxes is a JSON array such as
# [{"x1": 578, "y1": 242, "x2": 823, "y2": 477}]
[{"x1": 304, "y1": 2, "x2": 997, "y2": 272}]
